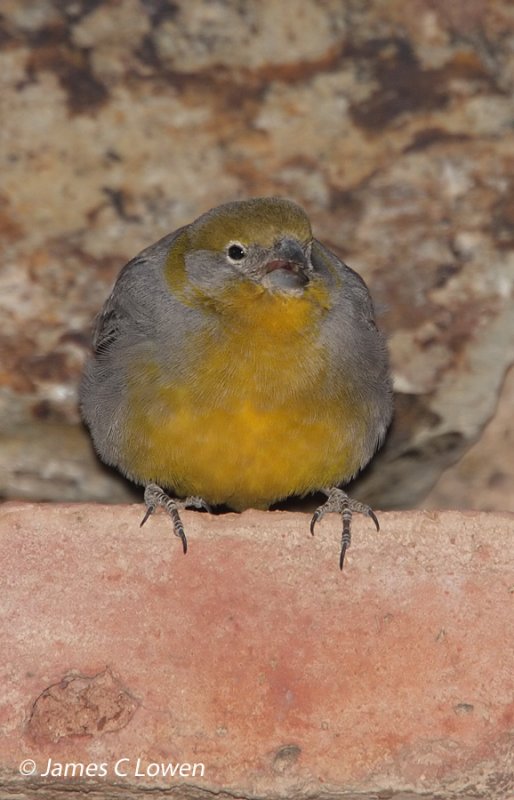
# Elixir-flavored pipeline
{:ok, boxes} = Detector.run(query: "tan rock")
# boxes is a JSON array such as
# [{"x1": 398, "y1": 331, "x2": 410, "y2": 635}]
[
  {"x1": 425, "y1": 364, "x2": 514, "y2": 511},
  {"x1": 0, "y1": 0, "x2": 513, "y2": 510}
]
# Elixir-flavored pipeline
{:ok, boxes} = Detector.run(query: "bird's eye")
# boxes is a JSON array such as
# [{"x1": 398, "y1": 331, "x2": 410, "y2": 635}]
[{"x1": 227, "y1": 243, "x2": 247, "y2": 261}]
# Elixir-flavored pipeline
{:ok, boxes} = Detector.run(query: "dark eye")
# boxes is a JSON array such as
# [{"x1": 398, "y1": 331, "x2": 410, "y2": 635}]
[{"x1": 227, "y1": 243, "x2": 247, "y2": 261}]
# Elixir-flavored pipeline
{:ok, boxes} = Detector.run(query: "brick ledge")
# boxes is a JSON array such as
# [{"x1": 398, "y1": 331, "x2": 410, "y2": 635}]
[{"x1": 1, "y1": 504, "x2": 513, "y2": 799}]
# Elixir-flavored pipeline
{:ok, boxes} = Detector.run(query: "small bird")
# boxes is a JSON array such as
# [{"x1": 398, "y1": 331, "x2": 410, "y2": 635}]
[{"x1": 80, "y1": 197, "x2": 393, "y2": 568}]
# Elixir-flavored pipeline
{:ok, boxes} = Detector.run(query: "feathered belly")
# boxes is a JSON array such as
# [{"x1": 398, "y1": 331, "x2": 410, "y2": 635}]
[{"x1": 121, "y1": 381, "x2": 368, "y2": 509}]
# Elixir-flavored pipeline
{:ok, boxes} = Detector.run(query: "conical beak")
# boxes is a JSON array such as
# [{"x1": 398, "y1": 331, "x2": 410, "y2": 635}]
[{"x1": 263, "y1": 238, "x2": 310, "y2": 290}]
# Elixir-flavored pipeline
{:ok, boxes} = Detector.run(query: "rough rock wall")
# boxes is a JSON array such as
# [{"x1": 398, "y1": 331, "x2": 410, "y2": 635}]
[{"x1": 1, "y1": 0, "x2": 513, "y2": 509}]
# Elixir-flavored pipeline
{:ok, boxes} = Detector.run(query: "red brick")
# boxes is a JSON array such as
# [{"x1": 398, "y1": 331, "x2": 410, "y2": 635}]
[{"x1": 0, "y1": 504, "x2": 513, "y2": 798}]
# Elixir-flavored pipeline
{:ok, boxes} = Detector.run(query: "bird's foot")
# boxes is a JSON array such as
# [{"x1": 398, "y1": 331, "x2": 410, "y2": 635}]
[
  {"x1": 140, "y1": 483, "x2": 211, "y2": 554},
  {"x1": 310, "y1": 487, "x2": 380, "y2": 570}
]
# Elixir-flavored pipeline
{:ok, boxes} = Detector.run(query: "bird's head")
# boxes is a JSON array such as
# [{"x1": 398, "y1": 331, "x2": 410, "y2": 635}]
[{"x1": 166, "y1": 198, "x2": 323, "y2": 304}]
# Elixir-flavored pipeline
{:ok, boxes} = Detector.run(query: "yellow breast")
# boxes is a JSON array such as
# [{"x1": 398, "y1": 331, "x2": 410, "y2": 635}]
[{"x1": 122, "y1": 281, "x2": 367, "y2": 509}]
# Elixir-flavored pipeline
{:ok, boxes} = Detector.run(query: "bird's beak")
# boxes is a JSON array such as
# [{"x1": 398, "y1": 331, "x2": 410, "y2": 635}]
[{"x1": 263, "y1": 238, "x2": 311, "y2": 291}]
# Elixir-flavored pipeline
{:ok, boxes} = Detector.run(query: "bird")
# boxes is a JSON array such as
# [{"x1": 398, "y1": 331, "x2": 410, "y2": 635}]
[{"x1": 80, "y1": 197, "x2": 393, "y2": 568}]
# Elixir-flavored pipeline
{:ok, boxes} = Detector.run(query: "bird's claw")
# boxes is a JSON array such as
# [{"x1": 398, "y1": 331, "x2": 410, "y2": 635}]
[
  {"x1": 140, "y1": 484, "x2": 210, "y2": 555},
  {"x1": 310, "y1": 487, "x2": 380, "y2": 570}
]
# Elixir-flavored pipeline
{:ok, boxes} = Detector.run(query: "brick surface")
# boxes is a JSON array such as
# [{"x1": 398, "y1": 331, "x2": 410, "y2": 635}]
[{"x1": 0, "y1": 503, "x2": 513, "y2": 799}]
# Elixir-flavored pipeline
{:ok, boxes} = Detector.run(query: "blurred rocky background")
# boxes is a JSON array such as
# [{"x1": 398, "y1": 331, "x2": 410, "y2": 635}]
[{"x1": 0, "y1": 0, "x2": 513, "y2": 511}]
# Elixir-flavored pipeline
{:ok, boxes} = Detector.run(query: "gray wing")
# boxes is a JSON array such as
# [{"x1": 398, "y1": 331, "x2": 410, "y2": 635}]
[
  {"x1": 80, "y1": 229, "x2": 186, "y2": 469},
  {"x1": 311, "y1": 239, "x2": 393, "y2": 458},
  {"x1": 91, "y1": 228, "x2": 185, "y2": 356}
]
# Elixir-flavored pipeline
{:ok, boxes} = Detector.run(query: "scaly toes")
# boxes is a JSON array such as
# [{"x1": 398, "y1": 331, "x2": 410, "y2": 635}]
[
  {"x1": 183, "y1": 495, "x2": 212, "y2": 513},
  {"x1": 310, "y1": 487, "x2": 380, "y2": 569},
  {"x1": 168, "y1": 504, "x2": 188, "y2": 554},
  {"x1": 140, "y1": 483, "x2": 190, "y2": 554}
]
